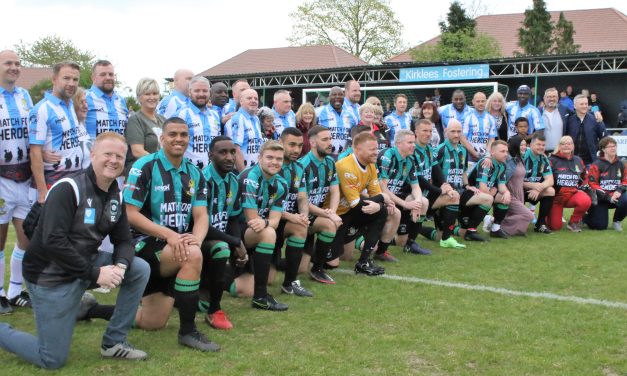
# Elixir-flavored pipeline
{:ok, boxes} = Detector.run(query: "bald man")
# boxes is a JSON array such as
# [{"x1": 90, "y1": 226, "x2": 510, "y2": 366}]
[
  {"x1": 461, "y1": 92, "x2": 497, "y2": 163},
  {"x1": 0, "y1": 50, "x2": 34, "y2": 312},
  {"x1": 221, "y1": 80, "x2": 251, "y2": 126},
  {"x1": 224, "y1": 88, "x2": 263, "y2": 171},
  {"x1": 158, "y1": 68, "x2": 194, "y2": 118}
]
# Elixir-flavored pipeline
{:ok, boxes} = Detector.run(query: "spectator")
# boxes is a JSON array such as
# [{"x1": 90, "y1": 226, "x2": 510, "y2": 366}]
[
  {"x1": 586, "y1": 136, "x2": 627, "y2": 230},
  {"x1": 359, "y1": 103, "x2": 389, "y2": 152},
  {"x1": 409, "y1": 101, "x2": 421, "y2": 122},
  {"x1": 486, "y1": 91, "x2": 509, "y2": 141},
  {"x1": 419, "y1": 101, "x2": 443, "y2": 148},
  {"x1": 589, "y1": 92, "x2": 602, "y2": 114},
  {"x1": 540, "y1": 87, "x2": 572, "y2": 154},
  {"x1": 258, "y1": 106, "x2": 278, "y2": 141},
  {"x1": 295, "y1": 103, "x2": 316, "y2": 157},
  {"x1": 618, "y1": 98, "x2": 627, "y2": 128},
  {"x1": 548, "y1": 136, "x2": 592, "y2": 232},
  {"x1": 565, "y1": 94, "x2": 606, "y2": 166},
  {"x1": 566, "y1": 85, "x2": 575, "y2": 100},
  {"x1": 433, "y1": 88, "x2": 442, "y2": 107},
  {"x1": 559, "y1": 90, "x2": 574, "y2": 111}
]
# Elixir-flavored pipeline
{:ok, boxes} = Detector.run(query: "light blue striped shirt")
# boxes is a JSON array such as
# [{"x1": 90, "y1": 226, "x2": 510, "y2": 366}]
[
  {"x1": 384, "y1": 111, "x2": 411, "y2": 142},
  {"x1": 85, "y1": 85, "x2": 128, "y2": 139},
  {"x1": 175, "y1": 104, "x2": 221, "y2": 170},
  {"x1": 272, "y1": 108, "x2": 295, "y2": 136},
  {"x1": 227, "y1": 107, "x2": 263, "y2": 169},
  {"x1": 438, "y1": 103, "x2": 472, "y2": 129},
  {"x1": 0, "y1": 86, "x2": 33, "y2": 178},
  {"x1": 317, "y1": 104, "x2": 352, "y2": 158},
  {"x1": 506, "y1": 101, "x2": 544, "y2": 139},
  {"x1": 342, "y1": 98, "x2": 360, "y2": 127},
  {"x1": 157, "y1": 90, "x2": 188, "y2": 119},
  {"x1": 462, "y1": 108, "x2": 497, "y2": 158}
]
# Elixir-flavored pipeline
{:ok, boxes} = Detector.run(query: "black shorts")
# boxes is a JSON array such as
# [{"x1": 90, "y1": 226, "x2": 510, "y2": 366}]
[
  {"x1": 272, "y1": 219, "x2": 288, "y2": 265},
  {"x1": 134, "y1": 236, "x2": 174, "y2": 297},
  {"x1": 523, "y1": 190, "x2": 539, "y2": 204},
  {"x1": 459, "y1": 189, "x2": 475, "y2": 207}
]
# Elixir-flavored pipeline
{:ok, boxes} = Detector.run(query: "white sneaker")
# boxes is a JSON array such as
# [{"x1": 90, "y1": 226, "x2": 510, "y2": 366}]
[
  {"x1": 613, "y1": 221, "x2": 623, "y2": 231},
  {"x1": 482, "y1": 215, "x2": 493, "y2": 233},
  {"x1": 101, "y1": 342, "x2": 148, "y2": 360}
]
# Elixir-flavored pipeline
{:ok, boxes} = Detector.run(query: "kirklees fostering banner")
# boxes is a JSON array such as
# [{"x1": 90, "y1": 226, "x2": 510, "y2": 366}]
[{"x1": 400, "y1": 64, "x2": 490, "y2": 82}]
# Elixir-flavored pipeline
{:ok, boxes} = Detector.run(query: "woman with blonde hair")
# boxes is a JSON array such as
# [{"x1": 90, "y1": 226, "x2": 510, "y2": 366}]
[
  {"x1": 295, "y1": 103, "x2": 316, "y2": 157},
  {"x1": 547, "y1": 135, "x2": 591, "y2": 232},
  {"x1": 358, "y1": 102, "x2": 389, "y2": 151},
  {"x1": 124, "y1": 77, "x2": 166, "y2": 173},
  {"x1": 487, "y1": 91, "x2": 509, "y2": 140}
]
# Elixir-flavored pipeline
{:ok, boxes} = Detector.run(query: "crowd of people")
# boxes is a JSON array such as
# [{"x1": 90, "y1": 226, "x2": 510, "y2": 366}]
[{"x1": 0, "y1": 49, "x2": 626, "y2": 369}]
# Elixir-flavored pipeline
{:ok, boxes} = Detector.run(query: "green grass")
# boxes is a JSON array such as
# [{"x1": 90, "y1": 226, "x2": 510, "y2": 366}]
[{"x1": 1, "y1": 222, "x2": 626, "y2": 376}]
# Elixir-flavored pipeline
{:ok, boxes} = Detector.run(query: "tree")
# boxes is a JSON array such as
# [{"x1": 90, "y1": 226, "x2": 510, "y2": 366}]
[
  {"x1": 439, "y1": 1, "x2": 476, "y2": 35},
  {"x1": 411, "y1": 1, "x2": 500, "y2": 62},
  {"x1": 15, "y1": 35, "x2": 95, "y2": 102},
  {"x1": 15, "y1": 35, "x2": 94, "y2": 70},
  {"x1": 411, "y1": 30, "x2": 501, "y2": 62},
  {"x1": 517, "y1": 0, "x2": 553, "y2": 55},
  {"x1": 288, "y1": 0, "x2": 404, "y2": 64},
  {"x1": 552, "y1": 12, "x2": 579, "y2": 54}
]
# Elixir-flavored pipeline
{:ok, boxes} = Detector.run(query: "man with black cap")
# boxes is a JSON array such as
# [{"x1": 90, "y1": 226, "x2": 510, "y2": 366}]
[{"x1": 505, "y1": 85, "x2": 544, "y2": 140}]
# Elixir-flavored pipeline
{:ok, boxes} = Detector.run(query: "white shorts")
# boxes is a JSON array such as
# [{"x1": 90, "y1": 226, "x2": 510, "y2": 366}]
[{"x1": 0, "y1": 177, "x2": 32, "y2": 223}]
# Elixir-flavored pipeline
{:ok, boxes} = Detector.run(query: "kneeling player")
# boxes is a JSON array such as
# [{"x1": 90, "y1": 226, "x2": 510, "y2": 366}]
[
  {"x1": 437, "y1": 120, "x2": 494, "y2": 242},
  {"x1": 467, "y1": 140, "x2": 512, "y2": 238},
  {"x1": 124, "y1": 118, "x2": 219, "y2": 352},
  {"x1": 377, "y1": 129, "x2": 431, "y2": 256}
]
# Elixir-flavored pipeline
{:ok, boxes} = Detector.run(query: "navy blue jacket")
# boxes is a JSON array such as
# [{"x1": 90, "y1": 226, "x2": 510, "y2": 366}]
[{"x1": 564, "y1": 112, "x2": 606, "y2": 163}]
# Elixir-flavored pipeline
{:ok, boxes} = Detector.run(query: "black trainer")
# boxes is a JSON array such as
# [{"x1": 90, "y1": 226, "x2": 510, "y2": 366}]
[
  {"x1": 354, "y1": 260, "x2": 385, "y2": 276},
  {"x1": 0, "y1": 296, "x2": 13, "y2": 315},
  {"x1": 178, "y1": 329, "x2": 220, "y2": 352},
  {"x1": 534, "y1": 224, "x2": 553, "y2": 234},
  {"x1": 310, "y1": 268, "x2": 336, "y2": 284},
  {"x1": 9, "y1": 291, "x2": 31, "y2": 308},
  {"x1": 490, "y1": 229, "x2": 510, "y2": 239},
  {"x1": 402, "y1": 240, "x2": 432, "y2": 255},
  {"x1": 464, "y1": 231, "x2": 487, "y2": 242},
  {"x1": 252, "y1": 294, "x2": 288, "y2": 311}
]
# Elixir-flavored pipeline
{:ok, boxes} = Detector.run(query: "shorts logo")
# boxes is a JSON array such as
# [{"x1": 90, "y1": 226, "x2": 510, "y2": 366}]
[{"x1": 155, "y1": 184, "x2": 170, "y2": 192}]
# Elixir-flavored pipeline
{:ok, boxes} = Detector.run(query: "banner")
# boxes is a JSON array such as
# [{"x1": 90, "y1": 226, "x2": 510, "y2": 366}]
[{"x1": 400, "y1": 64, "x2": 490, "y2": 82}]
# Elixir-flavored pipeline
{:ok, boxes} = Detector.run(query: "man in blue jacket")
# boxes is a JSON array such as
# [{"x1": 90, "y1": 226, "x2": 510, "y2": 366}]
[{"x1": 565, "y1": 94, "x2": 606, "y2": 166}]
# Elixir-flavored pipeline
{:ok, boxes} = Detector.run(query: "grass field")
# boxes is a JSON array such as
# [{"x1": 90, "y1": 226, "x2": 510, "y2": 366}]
[{"x1": 0, "y1": 221, "x2": 625, "y2": 376}]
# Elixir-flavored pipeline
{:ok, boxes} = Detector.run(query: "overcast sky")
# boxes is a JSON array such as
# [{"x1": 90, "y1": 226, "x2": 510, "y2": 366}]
[{"x1": 2, "y1": 0, "x2": 625, "y2": 93}]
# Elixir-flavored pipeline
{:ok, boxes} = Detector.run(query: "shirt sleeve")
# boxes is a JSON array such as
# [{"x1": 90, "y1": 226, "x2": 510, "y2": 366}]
[
  {"x1": 240, "y1": 174, "x2": 260, "y2": 210},
  {"x1": 29, "y1": 105, "x2": 48, "y2": 145},
  {"x1": 542, "y1": 155, "x2": 553, "y2": 176},
  {"x1": 377, "y1": 152, "x2": 392, "y2": 180},
  {"x1": 192, "y1": 173, "x2": 208, "y2": 207},
  {"x1": 231, "y1": 115, "x2": 244, "y2": 147},
  {"x1": 123, "y1": 159, "x2": 152, "y2": 208},
  {"x1": 532, "y1": 108, "x2": 544, "y2": 131},
  {"x1": 329, "y1": 160, "x2": 339, "y2": 186},
  {"x1": 271, "y1": 180, "x2": 286, "y2": 212},
  {"x1": 366, "y1": 165, "x2": 382, "y2": 196}
]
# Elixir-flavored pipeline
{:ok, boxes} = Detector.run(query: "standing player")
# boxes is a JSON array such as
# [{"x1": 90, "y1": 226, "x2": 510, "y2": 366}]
[
  {"x1": 226, "y1": 89, "x2": 263, "y2": 171},
  {"x1": 318, "y1": 86, "x2": 353, "y2": 159},
  {"x1": 506, "y1": 85, "x2": 544, "y2": 139},
  {"x1": 238, "y1": 141, "x2": 289, "y2": 310},
  {"x1": 30, "y1": 62, "x2": 88, "y2": 204},
  {"x1": 384, "y1": 94, "x2": 411, "y2": 142},
  {"x1": 85, "y1": 60, "x2": 128, "y2": 139},
  {"x1": 461, "y1": 92, "x2": 497, "y2": 162},
  {"x1": 124, "y1": 117, "x2": 218, "y2": 351},
  {"x1": 158, "y1": 68, "x2": 193, "y2": 118},
  {"x1": 343, "y1": 80, "x2": 361, "y2": 128},
  {"x1": 377, "y1": 129, "x2": 431, "y2": 256},
  {"x1": 468, "y1": 141, "x2": 512, "y2": 238},
  {"x1": 221, "y1": 79, "x2": 250, "y2": 125},
  {"x1": 272, "y1": 90, "x2": 296, "y2": 136},
  {"x1": 274, "y1": 127, "x2": 312, "y2": 297},
  {"x1": 412, "y1": 119, "x2": 465, "y2": 249},
  {"x1": 174, "y1": 76, "x2": 221, "y2": 170},
  {"x1": 299, "y1": 126, "x2": 342, "y2": 284},
  {"x1": 0, "y1": 50, "x2": 34, "y2": 311},
  {"x1": 438, "y1": 90, "x2": 472, "y2": 130},
  {"x1": 438, "y1": 120, "x2": 494, "y2": 241}
]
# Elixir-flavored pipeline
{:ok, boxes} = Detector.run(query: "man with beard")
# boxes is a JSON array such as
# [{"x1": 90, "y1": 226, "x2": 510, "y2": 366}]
[
  {"x1": 174, "y1": 77, "x2": 221, "y2": 170},
  {"x1": 85, "y1": 60, "x2": 129, "y2": 140},
  {"x1": 158, "y1": 68, "x2": 193, "y2": 119},
  {"x1": 272, "y1": 127, "x2": 312, "y2": 297},
  {"x1": 225, "y1": 89, "x2": 263, "y2": 171},
  {"x1": 467, "y1": 140, "x2": 512, "y2": 238},
  {"x1": 124, "y1": 118, "x2": 218, "y2": 351},
  {"x1": 334, "y1": 132, "x2": 395, "y2": 275},
  {"x1": 540, "y1": 87, "x2": 571, "y2": 154},
  {"x1": 0, "y1": 50, "x2": 34, "y2": 312},
  {"x1": 238, "y1": 141, "x2": 289, "y2": 311},
  {"x1": 318, "y1": 86, "x2": 352, "y2": 159},
  {"x1": 199, "y1": 136, "x2": 248, "y2": 330},
  {"x1": 438, "y1": 89, "x2": 472, "y2": 130},
  {"x1": 440, "y1": 120, "x2": 494, "y2": 241},
  {"x1": 506, "y1": 85, "x2": 544, "y2": 139},
  {"x1": 30, "y1": 62, "x2": 88, "y2": 205},
  {"x1": 298, "y1": 126, "x2": 341, "y2": 284},
  {"x1": 272, "y1": 90, "x2": 296, "y2": 136}
]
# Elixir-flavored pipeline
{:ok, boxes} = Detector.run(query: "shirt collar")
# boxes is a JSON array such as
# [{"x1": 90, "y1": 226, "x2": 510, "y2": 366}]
[
  {"x1": 391, "y1": 146, "x2": 406, "y2": 162},
  {"x1": 157, "y1": 149, "x2": 188, "y2": 174},
  {"x1": 0, "y1": 86, "x2": 18, "y2": 95},
  {"x1": 207, "y1": 162, "x2": 228, "y2": 184},
  {"x1": 307, "y1": 151, "x2": 326, "y2": 166},
  {"x1": 524, "y1": 148, "x2": 543, "y2": 162},
  {"x1": 190, "y1": 103, "x2": 209, "y2": 115},
  {"x1": 44, "y1": 91, "x2": 71, "y2": 107},
  {"x1": 444, "y1": 139, "x2": 460, "y2": 151},
  {"x1": 89, "y1": 84, "x2": 118, "y2": 100},
  {"x1": 237, "y1": 106, "x2": 256, "y2": 120}
]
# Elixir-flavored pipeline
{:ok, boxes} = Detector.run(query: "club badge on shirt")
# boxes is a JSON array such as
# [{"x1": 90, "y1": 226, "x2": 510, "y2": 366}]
[{"x1": 84, "y1": 208, "x2": 96, "y2": 224}]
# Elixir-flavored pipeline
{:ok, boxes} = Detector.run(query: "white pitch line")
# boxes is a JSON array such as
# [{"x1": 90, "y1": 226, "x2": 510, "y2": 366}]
[{"x1": 335, "y1": 269, "x2": 627, "y2": 310}]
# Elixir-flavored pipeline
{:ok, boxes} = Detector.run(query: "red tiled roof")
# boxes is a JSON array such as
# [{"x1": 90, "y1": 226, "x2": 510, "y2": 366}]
[
  {"x1": 16, "y1": 67, "x2": 53, "y2": 89},
  {"x1": 199, "y1": 45, "x2": 368, "y2": 77},
  {"x1": 386, "y1": 8, "x2": 627, "y2": 63}
]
